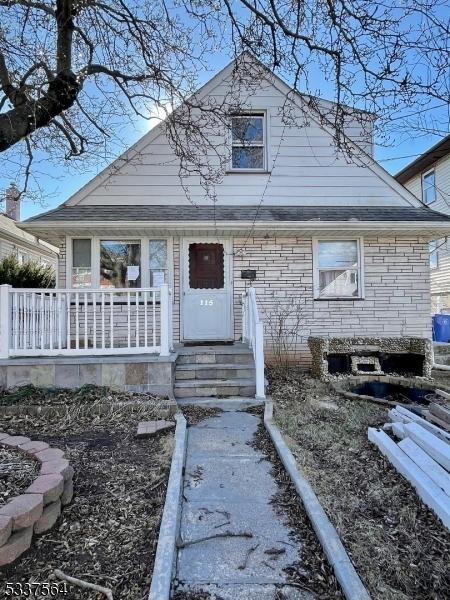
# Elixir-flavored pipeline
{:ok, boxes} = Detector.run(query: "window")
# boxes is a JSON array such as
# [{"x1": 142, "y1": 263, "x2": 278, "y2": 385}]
[
  {"x1": 17, "y1": 251, "x2": 28, "y2": 265},
  {"x1": 422, "y1": 170, "x2": 436, "y2": 205},
  {"x1": 189, "y1": 243, "x2": 224, "y2": 289},
  {"x1": 231, "y1": 114, "x2": 265, "y2": 170},
  {"x1": 100, "y1": 240, "x2": 141, "y2": 288},
  {"x1": 72, "y1": 239, "x2": 92, "y2": 288},
  {"x1": 430, "y1": 240, "x2": 439, "y2": 270},
  {"x1": 314, "y1": 240, "x2": 362, "y2": 298},
  {"x1": 149, "y1": 239, "x2": 168, "y2": 286}
]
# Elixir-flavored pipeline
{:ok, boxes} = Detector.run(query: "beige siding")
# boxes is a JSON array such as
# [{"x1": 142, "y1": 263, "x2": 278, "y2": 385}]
[
  {"x1": 403, "y1": 153, "x2": 450, "y2": 306},
  {"x1": 68, "y1": 74, "x2": 416, "y2": 209},
  {"x1": 404, "y1": 153, "x2": 450, "y2": 215}
]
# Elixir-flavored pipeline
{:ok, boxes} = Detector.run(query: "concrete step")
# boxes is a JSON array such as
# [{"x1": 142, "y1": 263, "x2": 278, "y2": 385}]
[
  {"x1": 176, "y1": 363, "x2": 255, "y2": 381},
  {"x1": 174, "y1": 378, "x2": 256, "y2": 398},
  {"x1": 177, "y1": 352, "x2": 254, "y2": 366}
]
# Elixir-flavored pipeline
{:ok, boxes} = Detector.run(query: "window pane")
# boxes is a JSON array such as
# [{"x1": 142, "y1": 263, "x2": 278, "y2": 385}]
[
  {"x1": 189, "y1": 243, "x2": 224, "y2": 289},
  {"x1": 149, "y1": 240, "x2": 167, "y2": 269},
  {"x1": 232, "y1": 146, "x2": 264, "y2": 169},
  {"x1": 232, "y1": 116, "x2": 263, "y2": 143},
  {"x1": 423, "y1": 171, "x2": 436, "y2": 204},
  {"x1": 319, "y1": 269, "x2": 358, "y2": 297},
  {"x1": 318, "y1": 241, "x2": 358, "y2": 269},
  {"x1": 72, "y1": 268, "x2": 92, "y2": 288},
  {"x1": 100, "y1": 241, "x2": 141, "y2": 288},
  {"x1": 72, "y1": 239, "x2": 91, "y2": 268},
  {"x1": 430, "y1": 241, "x2": 438, "y2": 269}
]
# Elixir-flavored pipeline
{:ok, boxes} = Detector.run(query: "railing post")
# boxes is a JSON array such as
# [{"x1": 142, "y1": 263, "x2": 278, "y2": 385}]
[
  {"x1": 0, "y1": 285, "x2": 11, "y2": 359},
  {"x1": 255, "y1": 322, "x2": 266, "y2": 399},
  {"x1": 241, "y1": 292, "x2": 247, "y2": 343},
  {"x1": 160, "y1": 284, "x2": 170, "y2": 357}
]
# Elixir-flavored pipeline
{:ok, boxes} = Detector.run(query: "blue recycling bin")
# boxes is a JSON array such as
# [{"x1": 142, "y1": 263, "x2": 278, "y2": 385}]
[{"x1": 432, "y1": 314, "x2": 450, "y2": 342}]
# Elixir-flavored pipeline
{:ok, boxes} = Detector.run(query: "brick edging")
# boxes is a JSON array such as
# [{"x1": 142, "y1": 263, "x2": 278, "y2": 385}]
[{"x1": 0, "y1": 434, "x2": 74, "y2": 566}]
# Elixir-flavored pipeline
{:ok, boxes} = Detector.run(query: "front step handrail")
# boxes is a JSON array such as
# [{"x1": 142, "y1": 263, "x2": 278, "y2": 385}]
[{"x1": 242, "y1": 286, "x2": 266, "y2": 399}]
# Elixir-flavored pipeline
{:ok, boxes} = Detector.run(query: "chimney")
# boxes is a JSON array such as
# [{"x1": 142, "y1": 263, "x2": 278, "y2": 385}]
[{"x1": 5, "y1": 183, "x2": 20, "y2": 221}]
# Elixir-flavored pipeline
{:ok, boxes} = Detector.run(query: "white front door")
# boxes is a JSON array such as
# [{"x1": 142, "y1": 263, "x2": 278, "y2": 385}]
[{"x1": 182, "y1": 238, "x2": 233, "y2": 341}]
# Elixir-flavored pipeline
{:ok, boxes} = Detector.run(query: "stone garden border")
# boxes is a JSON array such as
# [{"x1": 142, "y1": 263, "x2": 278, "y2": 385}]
[
  {"x1": 264, "y1": 401, "x2": 371, "y2": 600},
  {"x1": 0, "y1": 433, "x2": 73, "y2": 566},
  {"x1": 148, "y1": 413, "x2": 187, "y2": 600}
]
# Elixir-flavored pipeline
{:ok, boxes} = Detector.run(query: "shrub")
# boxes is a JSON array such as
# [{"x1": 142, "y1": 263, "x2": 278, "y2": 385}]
[{"x1": 0, "y1": 254, "x2": 55, "y2": 288}]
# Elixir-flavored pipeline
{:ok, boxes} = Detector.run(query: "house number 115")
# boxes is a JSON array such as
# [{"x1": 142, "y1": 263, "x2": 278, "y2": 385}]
[{"x1": 200, "y1": 299, "x2": 214, "y2": 306}]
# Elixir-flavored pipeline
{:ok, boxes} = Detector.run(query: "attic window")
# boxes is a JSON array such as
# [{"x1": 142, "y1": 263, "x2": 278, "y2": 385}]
[{"x1": 231, "y1": 114, "x2": 265, "y2": 170}]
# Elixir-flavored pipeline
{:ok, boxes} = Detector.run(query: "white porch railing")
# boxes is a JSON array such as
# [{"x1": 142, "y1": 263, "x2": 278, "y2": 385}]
[
  {"x1": 0, "y1": 284, "x2": 172, "y2": 358},
  {"x1": 242, "y1": 286, "x2": 265, "y2": 399}
]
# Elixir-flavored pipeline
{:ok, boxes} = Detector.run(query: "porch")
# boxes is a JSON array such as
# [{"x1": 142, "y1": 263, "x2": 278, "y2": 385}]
[{"x1": 0, "y1": 284, "x2": 265, "y2": 398}]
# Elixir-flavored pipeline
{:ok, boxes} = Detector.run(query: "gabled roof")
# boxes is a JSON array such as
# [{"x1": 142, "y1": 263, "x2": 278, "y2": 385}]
[
  {"x1": 395, "y1": 134, "x2": 450, "y2": 184},
  {"x1": 0, "y1": 213, "x2": 58, "y2": 256},
  {"x1": 39, "y1": 52, "x2": 422, "y2": 212}
]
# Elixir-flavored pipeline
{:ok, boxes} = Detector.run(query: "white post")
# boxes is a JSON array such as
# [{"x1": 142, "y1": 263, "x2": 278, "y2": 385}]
[
  {"x1": 255, "y1": 322, "x2": 266, "y2": 399},
  {"x1": 160, "y1": 284, "x2": 170, "y2": 357},
  {"x1": 0, "y1": 285, "x2": 11, "y2": 359}
]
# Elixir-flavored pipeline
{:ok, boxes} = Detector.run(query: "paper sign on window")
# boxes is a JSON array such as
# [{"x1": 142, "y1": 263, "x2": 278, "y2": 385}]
[
  {"x1": 153, "y1": 271, "x2": 165, "y2": 287},
  {"x1": 127, "y1": 265, "x2": 140, "y2": 281}
]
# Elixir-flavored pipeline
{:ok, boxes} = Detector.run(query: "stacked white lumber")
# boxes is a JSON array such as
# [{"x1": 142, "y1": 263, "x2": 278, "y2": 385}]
[{"x1": 368, "y1": 403, "x2": 450, "y2": 530}]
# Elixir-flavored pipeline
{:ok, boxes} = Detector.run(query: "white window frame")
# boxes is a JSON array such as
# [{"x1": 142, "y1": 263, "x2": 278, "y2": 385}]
[
  {"x1": 69, "y1": 237, "x2": 93, "y2": 289},
  {"x1": 422, "y1": 168, "x2": 437, "y2": 205},
  {"x1": 312, "y1": 237, "x2": 365, "y2": 300},
  {"x1": 66, "y1": 235, "x2": 174, "y2": 294},
  {"x1": 229, "y1": 112, "x2": 267, "y2": 172}
]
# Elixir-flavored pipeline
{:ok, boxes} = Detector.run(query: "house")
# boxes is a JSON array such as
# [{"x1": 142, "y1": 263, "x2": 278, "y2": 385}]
[
  {"x1": 395, "y1": 134, "x2": 450, "y2": 313},
  {"x1": 0, "y1": 184, "x2": 58, "y2": 270},
  {"x1": 2, "y1": 54, "x2": 450, "y2": 397}
]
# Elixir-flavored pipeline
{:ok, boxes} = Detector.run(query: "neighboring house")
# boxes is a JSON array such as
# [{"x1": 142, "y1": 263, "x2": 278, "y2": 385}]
[
  {"x1": 395, "y1": 134, "x2": 450, "y2": 313},
  {"x1": 0, "y1": 185, "x2": 58, "y2": 271},
  {"x1": 7, "y1": 53, "x2": 450, "y2": 382}
]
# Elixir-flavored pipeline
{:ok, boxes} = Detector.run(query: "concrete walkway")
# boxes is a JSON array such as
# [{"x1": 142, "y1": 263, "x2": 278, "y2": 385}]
[{"x1": 173, "y1": 401, "x2": 314, "y2": 599}]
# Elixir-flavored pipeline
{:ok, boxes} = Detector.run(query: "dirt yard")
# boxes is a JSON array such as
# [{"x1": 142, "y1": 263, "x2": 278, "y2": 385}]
[
  {"x1": 0, "y1": 386, "x2": 174, "y2": 599},
  {"x1": 269, "y1": 368, "x2": 450, "y2": 600}
]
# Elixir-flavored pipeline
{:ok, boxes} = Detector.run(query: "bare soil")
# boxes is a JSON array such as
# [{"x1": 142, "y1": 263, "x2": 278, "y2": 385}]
[
  {"x1": 250, "y1": 421, "x2": 343, "y2": 599},
  {"x1": 0, "y1": 384, "x2": 169, "y2": 408},
  {"x1": 0, "y1": 388, "x2": 174, "y2": 599},
  {"x1": 0, "y1": 447, "x2": 38, "y2": 507},
  {"x1": 270, "y1": 368, "x2": 450, "y2": 600}
]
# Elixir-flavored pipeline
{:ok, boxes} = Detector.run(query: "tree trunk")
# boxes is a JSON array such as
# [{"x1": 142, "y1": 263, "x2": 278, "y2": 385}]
[{"x1": 0, "y1": 71, "x2": 80, "y2": 152}]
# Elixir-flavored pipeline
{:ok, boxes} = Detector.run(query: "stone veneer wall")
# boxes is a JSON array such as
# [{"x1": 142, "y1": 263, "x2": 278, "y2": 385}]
[
  {"x1": 233, "y1": 235, "x2": 431, "y2": 368},
  {"x1": 0, "y1": 355, "x2": 176, "y2": 395}
]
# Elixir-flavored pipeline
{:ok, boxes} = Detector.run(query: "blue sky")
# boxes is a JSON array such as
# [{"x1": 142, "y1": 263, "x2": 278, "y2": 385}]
[{"x1": 13, "y1": 51, "x2": 448, "y2": 220}]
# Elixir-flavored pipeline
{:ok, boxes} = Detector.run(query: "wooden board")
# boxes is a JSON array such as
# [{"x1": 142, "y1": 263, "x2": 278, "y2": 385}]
[
  {"x1": 398, "y1": 437, "x2": 450, "y2": 497},
  {"x1": 430, "y1": 402, "x2": 450, "y2": 426},
  {"x1": 368, "y1": 428, "x2": 450, "y2": 529},
  {"x1": 403, "y1": 422, "x2": 450, "y2": 472}
]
